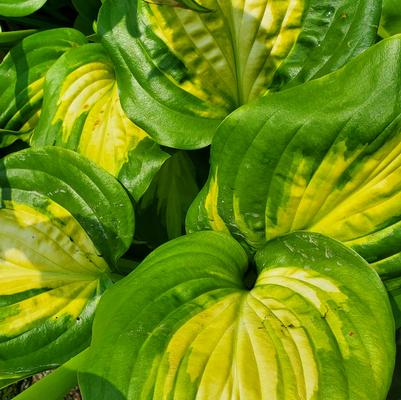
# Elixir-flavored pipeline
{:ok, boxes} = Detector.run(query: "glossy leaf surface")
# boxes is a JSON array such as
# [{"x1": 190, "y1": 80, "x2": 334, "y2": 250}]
[
  {"x1": 0, "y1": 147, "x2": 134, "y2": 379},
  {"x1": 31, "y1": 43, "x2": 169, "y2": 201},
  {"x1": 0, "y1": 0, "x2": 47, "y2": 17},
  {"x1": 98, "y1": 0, "x2": 381, "y2": 148},
  {"x1": 379, "y1": 0, "x2": 401, "y2": 38},
  {"x1": 0, "y1": 29, "x2": 37, "y2": 48},
  {"x1": 187, "y1": 36, "x2": 401, "y2": 283},
  {"x1": 79, "y1": 231, "x2": 394, "y2": 400},
  {"x1": 0, "y1": 29, "x2": 87, "y2": 147}
]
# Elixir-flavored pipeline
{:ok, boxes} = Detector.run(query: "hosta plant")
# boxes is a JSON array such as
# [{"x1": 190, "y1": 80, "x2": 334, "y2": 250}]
[
  {"x1": 79, "y1": 231, "x2": 395, "y2": 400},
  {"x1": 187, "y1": 34, "x2": 401, "y2": 326},
  {"x1": 0, "y1": 146, "x2": 134, "y2": 383},
  {"x1": 97, "y1": 0, "x2": 382, "y2": 148},
  {"x1": 0, "y1": 0, "x2": 401, "y2": 399}
]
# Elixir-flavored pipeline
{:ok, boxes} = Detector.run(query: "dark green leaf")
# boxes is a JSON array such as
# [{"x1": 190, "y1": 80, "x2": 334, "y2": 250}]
[
  {"x1": 135, "y1": 151, "x2": 199, "y2": 246},
  {"x1": 379, "y1": 0, "x2": 401, "y2": 38},
  {"x1": 12, "y1": 349, "x2": 88, "y2": 400}
]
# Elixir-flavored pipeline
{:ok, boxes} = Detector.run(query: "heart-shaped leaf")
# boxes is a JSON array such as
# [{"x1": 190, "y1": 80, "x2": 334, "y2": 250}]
[
  {"x1": 187, "y1": 35, "x2": 401, "y2": 278},
  {"x1": 31, "y1": 43, "x2": 169, "y2": 201},
  {"x1": 79, "y1": 231, "x2": 394, "y2": 399},
  {"x1": 0, "y1": 146, "x2": 134, "y2": 380},
  {"x1": 97, "y1": 0, "x2": 381, "y2": 148},
  {"x1": 186, "y1": 35, "x2": 401, "y2": 326},
  {"x1": 0, "y1": 28, "x2": 87, "y2": 147}
]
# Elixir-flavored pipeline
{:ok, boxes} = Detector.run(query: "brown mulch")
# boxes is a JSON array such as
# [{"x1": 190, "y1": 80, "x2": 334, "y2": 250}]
[{"x1": 0, "y1": 371, "x2": 81, "y2": 400}]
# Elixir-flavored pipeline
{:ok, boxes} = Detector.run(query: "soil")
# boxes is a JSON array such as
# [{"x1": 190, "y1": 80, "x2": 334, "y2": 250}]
[{"x1": 0, "y1": 371, "x2": 82, "y2": 400}]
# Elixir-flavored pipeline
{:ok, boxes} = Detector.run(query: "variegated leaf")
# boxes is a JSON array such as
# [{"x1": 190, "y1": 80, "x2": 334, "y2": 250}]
[
  {"x1": 31, "y1": 43, "x2": 169, "y2": 201},
  {"x1": 79, "y1": 231, "x2": 395, "y2": 400},
  {"x1": 97, "y1": 0, "x2": 381, "y2": 148},
  {"x1": 0, "y1": 29, "x2": 87, "y2": 147},
  {"x1": 0, "y1": 146, "x2": 134, "y2": 379},
  {"x1": 186, "y1": 36, "x2": 401, "y2": 324}
]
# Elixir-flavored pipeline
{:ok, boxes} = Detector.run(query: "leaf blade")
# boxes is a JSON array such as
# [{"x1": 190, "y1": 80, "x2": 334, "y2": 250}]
[
  {"x1": 0, "y1": 0, "x2": 47, "y2": 17},
  {"x1": 0, "y1": 147, "x2": 134, "y2": 378},
  {"x1": 31, "y1": 43, "x2": 169, "y2": 201},
  {"x1": 79, "y1": 231, "x2": 395, "y2": 399},
  {"x1": 97, "y1": 0, "x2": 381, "y2": 148}
]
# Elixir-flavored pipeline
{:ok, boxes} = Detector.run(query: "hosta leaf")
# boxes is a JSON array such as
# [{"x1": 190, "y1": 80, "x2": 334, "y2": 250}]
[
  {"x1": 0, "y1": 0, "x2": 47, "y2": 17},
  {"x1": 72, "y1": 0, "x2": 101, "y2": 35},
  {"x1": 379, "y1": 0, "x2": 401, "y2": 38},
  {"x1": 0, "y1": 377, "x2": 21, "y2": 390},
  {"x1": 0, "y1": 28, "x2": 87, "y2": 147},
  {"x1": 79, "y1": 231, "x2": 394, "y2": 400},
  {"x1": 72, "y1": 0, "x2": 101, "y2": 21},
  {"x1": 135, "y1": 151, "x2": 199, "y2": 246},
  {"x1": 98, "y1": 0, "x2": 381, "y2": 149},
  {"x1": 31, "y1": 43, "x2": 169, "y2": 201},
  {"x1": 387, "y1": 330, "x2": 401, "y2": 400},
  {"x1": 0, "y1": 29, "x2": 37, "y2": 49},
  {"x1": 187, "y1": 35, "x2": 401, "y2": 277},
  {"x1": 0, "y1": 129, "x2": 30, "y2": 148},
  {"x1": 0, "y1": 146, "x2": 134, "y2": 379}
]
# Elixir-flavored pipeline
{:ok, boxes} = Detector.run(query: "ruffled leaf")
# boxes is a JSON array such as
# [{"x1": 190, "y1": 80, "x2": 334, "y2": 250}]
[{"x1": 79, "y1": 231, "x2": 394, "y2": 400}]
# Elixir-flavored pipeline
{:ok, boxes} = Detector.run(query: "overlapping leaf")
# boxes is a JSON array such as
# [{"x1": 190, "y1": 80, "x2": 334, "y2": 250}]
[
  {"x1": 79, "y1": 231, "x2": 394, "y2": 400},
  {"x1": 31, "y1": 43, "x2": 169, "y2": 201},
  {"x1": 0, "y1": 29, "x2": 37, "y2": 50},
  {"x1": 0, "y1": 28, "x2": 87, "y2": 148},
  {"x1": 72, "y1": 0, "x2": 102, "y2": 35},
  {"x1": 0, "y1": 146, "x2": 134, "y2": 380},
  {"x1": 98, "y1": 0, "x2": 381, "y2": 148},
  {"x1": 135, "y1": 151, "x2": 199, "y2": 246},
  {"x1": 72, "y1": 0, "x2": 101, "y2": 19},
  {"x1": 379, "y1": 0, "x2": 401, "y2": 38},
  {"x1": 186, "y1": 35, "x2": 401, "y2": 322},
  {"x1": 0, "y1": 0, "x2": 47, "y2": 17}
]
